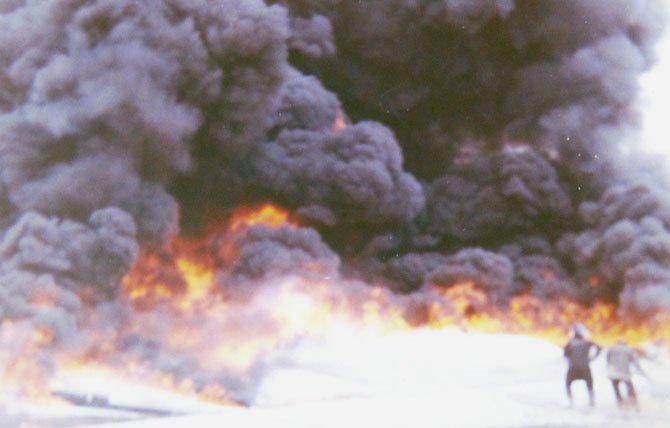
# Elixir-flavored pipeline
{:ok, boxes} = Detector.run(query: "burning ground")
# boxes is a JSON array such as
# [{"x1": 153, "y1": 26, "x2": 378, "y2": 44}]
[{"x1": 0, "y1": 0, "x2": 669, "y2": 409}]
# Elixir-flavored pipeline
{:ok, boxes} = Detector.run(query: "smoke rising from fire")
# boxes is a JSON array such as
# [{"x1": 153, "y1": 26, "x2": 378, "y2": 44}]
[
  {"x1": 274, "y1": 0, "x2": 670, "y2": 311},
  {"x1": 0, "y1": 0, "x2": 669, "y2": 399}
]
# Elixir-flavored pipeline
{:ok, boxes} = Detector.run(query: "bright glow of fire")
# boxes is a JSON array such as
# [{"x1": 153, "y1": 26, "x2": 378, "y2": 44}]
[
  {"x1": 332, "y1": 110, "x2": 348, "y2": 133},
  {"x1": 0, "y1": 203, "x2": 668, "y2": 407},
  {"x1": 228, "y1": 204, "x2": 293, "y2": 231},
  {"x1": 426, "y1": 282, "x2": 670, "y2": 349},
  {"x1": 0, "y1": 320, "x2": 55, "y2": 400}
]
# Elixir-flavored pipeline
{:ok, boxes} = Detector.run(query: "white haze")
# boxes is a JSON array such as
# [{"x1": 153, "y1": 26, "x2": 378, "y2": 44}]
[
  {"x1": 6, "y1": 329, "x2": 670, "y2": 428},
  {"x1": 640, "y1": 0, "x2": 670, "y2": 162}
]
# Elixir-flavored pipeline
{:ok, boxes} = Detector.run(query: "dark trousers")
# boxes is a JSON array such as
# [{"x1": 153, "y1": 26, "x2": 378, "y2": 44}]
[
  {"x1": 566, "y1": 368, "x2": 594, "y2": 406},
  {"x1": 611, "y1": 379, "x2": 637, "y2": 407}
]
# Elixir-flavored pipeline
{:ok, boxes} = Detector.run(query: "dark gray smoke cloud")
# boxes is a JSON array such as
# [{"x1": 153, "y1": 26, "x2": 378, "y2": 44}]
[
  {"x1": 0, "y1": 0, "x2": 297, "y2": 342},
  {"x1": 279, "y1": 0, "x2": 666, "y2": 176},
  {"x1": 272, "y1": 0, "x2": 670, "y2": 313},
  {"x1": 558, "y1": 183, "x2": 670, "y2": 311},
  {"x1": 428, "y1": 248, "x2": 516, "y2": 304},
  {"x1": 257, "y1": 120, "x2": 425, "y2": 228},
  {"x1": 422, "y1": 147, "x2": 573, "y2": 244},
  {"x1": 381, "y1": 253, "x2": 449, "y2": 294},
  {"x1": 216, "y1": 224, "x2": 341, "y2": 290},
  {"x1": 255, "y1": 69, "x2": 424, "y2": 229},
  {"x1": 0, "y1": 0, "x2": 669, "y2": 399},
  {"x1": 0, "y1": 208, "x2": 137, "y2": 339},
  {"x1": 512, "y1": 255, "x2": 579, "y2": 300},
  {"x1": 288, "y1": 14, "x2": 335, "y2": 58}
]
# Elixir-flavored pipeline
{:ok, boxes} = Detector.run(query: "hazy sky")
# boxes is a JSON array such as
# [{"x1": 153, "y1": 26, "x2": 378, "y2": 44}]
[{"x1": 640, "y1": 0, "x2": 670, "y2": 159}]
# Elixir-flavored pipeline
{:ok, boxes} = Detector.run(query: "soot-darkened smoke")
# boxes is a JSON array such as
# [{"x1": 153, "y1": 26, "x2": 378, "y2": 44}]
[{"x1": 0, "y1": 0, "x2": 669, "y2": 344}]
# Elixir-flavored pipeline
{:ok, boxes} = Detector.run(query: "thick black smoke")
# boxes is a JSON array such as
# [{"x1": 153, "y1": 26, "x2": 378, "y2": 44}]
[
  {"x1": 0, "y1": 0, "x2": 668, "y2": 351},
  {"x1": 421, "y1": 148, "x2": 573, "y2": 245},
  {"x1": 272, "y1": 0, "x2": 670, "y2": 312},
  {"x1": 557, "y1": 183, "x2": 670, "y2": 311},
  {"x1": 0, "y1": 208, "x2": 137, "y2": 341},
  {"x1": 216, "y1": 224, "x2": 341, "y2": 290},
  {"x1": 279, "y1": 0, "x2": 665, "y2": 176}
]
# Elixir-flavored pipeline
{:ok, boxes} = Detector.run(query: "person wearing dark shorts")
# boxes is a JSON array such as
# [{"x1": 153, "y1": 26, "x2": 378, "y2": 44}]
[{"x1": 563, "y1": 326, "x2": 602, "y2": 406}]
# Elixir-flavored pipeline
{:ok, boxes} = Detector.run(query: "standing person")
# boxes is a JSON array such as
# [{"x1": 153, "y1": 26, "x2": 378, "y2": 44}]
[
  {"x1": 607, "y1": 340, "x2": 645, "y2": 410},
  {"x1": 564, "y1": 325, "x2": 602, "y2": 406}
]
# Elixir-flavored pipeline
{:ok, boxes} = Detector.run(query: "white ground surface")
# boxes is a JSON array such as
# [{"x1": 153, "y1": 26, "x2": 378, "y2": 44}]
[{"x1": 4, "y1": 328, "x2": 669, "y2": 428}]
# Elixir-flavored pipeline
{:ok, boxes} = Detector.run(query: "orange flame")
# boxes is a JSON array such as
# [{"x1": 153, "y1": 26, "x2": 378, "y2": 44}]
[
  {"x1": 426, "y1": 282, "x2": 669, "y2": 349},
  {"x1": 122, "y1": 203, "x2": 295, "y2": 309},
  {"x1": 0, "y1": 321, "x2": 56, "y2": 400},
  {"x1": 229, "y1": 204, "x2": 294, "y2": 232},
  {"x1": 2, "y1": 204, "x2": 669, "y2": 406}
]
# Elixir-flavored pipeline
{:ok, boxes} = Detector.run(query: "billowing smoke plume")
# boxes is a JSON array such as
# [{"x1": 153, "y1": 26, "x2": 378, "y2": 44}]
[
  {"x1": 0, "y1": 208, "x2": 137, "y2": 340},
  {"x1": 217, "y1": 224, "x2": 341, "y2": 288},
  {"x1": 272, "y1": 0, "x2": 670, "y2": 312},
  {"x1": 0, "y1": 0, "x2": 669, "y2": 377},
  {"x1": 279, "y1": 1, "x2": 664, "y2": 175}
]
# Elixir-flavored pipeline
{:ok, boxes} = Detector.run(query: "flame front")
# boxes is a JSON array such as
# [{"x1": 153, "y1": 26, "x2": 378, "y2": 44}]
[
  {"x1": 427, "y1": 282, "x2": 669, "y2": 349},
  {"x1": 1, "y1": 204, "x2": 668, "y2": 406}
]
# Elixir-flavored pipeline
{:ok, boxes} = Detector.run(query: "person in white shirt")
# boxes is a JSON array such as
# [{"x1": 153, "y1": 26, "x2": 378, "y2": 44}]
[{"x1": 606, "y1": 340, "x2": 646, "y2": 409}]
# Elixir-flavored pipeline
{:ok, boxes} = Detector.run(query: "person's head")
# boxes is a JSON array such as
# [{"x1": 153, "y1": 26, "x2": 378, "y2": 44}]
[{"x1": 573, "y1": 323, "x2": 588, "y2": 339}]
